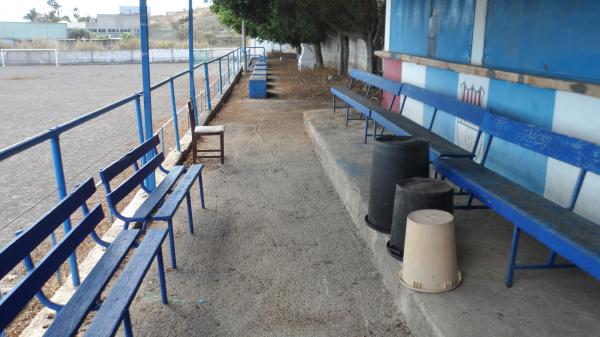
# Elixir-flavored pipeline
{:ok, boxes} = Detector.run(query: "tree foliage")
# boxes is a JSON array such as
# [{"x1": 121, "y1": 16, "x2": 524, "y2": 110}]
[
  {"x1": 23, "y1": 0, "x2": 73, "y2": 23},
  {"x1": 211, "y1": 0, "x2": 385, "y2": 73}
]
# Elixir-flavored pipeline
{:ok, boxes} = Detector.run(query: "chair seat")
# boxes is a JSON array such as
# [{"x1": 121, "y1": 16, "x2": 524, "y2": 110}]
[{"x1": 194, "y1": 125, "x2": 224, "y2": 134}]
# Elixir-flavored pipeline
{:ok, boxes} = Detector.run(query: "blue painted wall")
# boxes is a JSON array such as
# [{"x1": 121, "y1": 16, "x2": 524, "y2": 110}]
[
  {"x1": 425, "y1": 67, "x2": 457, "y2": 141},
  {"x1": 485, "y1": 0, "x2": 600, "y2": 84},
  {"x1": 389, "y1": 0, "x2": 430, "y2": 55},
  {"x1": 432, "y1": 0, "x2": 475, "y2": 63}
]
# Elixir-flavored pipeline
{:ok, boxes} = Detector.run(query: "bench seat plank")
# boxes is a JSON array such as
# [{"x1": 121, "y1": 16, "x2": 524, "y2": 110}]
[
  {"x1": 130, "y1": 165, "x2": 185, "y2": 220},
  {"x1": 434, "y1": 157, "x2": 600, "y2": 280},
  {"x1": 84, "y1": 229, "x2": 168, "y2": 337},
  {"x1": 154, "y1": 164, "x2": 203, "y2": 221},
  {"x1": 330, "y1": 86, "x2": 374, "y2": 116},
  {"x1": 43, "y1": 229, "x2": 140, "y2": 337},
  {"x1": 371, "y1": 109, "x2": 473, "y2": 159}
]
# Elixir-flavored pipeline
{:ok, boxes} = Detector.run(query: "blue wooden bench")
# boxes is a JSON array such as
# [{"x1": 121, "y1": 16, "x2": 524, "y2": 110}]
[
  {"x1": 331, "y1": 68, "x2": 403, "y2": 143},
  {"x1": 249, "y1": 59, "x2": 268, "y2": 98},
  {"x1": 434, "y1": 111, "x2": 600, "y2": 286},
  {"x1": 369, "y1": 82, "x2": 488, "y2": 161},
  {"x1": 99, "y1": 134, "x2": 205, "y2": 270},
  {"x1": 0, "y1": 178, "x2": 168, "y2": 337}
]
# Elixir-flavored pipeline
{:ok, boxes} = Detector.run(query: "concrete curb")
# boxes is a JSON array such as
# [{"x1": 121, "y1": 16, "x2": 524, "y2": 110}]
[{"x1": 303, "y1": 110, "x2": 441, "y2": 337}]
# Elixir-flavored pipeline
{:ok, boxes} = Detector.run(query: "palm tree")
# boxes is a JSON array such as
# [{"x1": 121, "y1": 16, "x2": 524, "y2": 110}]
[{"x1": 23, "y1": 8, "x2": 40, "y2": 22}]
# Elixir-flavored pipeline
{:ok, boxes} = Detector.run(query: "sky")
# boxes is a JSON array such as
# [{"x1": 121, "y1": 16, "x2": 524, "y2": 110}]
[{"x1": 0, "y1": 0, "x2": 204, "y2": 22}]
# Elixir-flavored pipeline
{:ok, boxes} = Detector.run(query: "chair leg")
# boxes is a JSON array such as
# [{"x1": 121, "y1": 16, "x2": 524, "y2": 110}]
[
  {"x1": 185, "y1": 192, "x2": 194, "y2": 234},
  {"x1": 220, "y1": 132, "x2": 224, "y2": 164},
  {"x1": 167, "y1": 220, "x2": 177, "y2": 269},
  {"x1": 198, "y1": 173, "x2": 205, "y2": 209},
  {"x1": 506, "y1": 226, "x2": 521, "y2": 288},
  {"x1": 123, "y1": 310, "x2": 134, "y2": 337},
  {"x1": 156, "y1": 249, "x2": 168, "y2": 304}
]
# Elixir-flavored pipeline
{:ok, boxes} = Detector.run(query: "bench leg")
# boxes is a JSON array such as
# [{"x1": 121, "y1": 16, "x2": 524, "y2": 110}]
[
  {"x1": 506, "y1": 226, "x2": 521, "y2": 288},
  {"x1": 332, "y1": 96, "x2": 336, "y2": 115},
  {"x1": 364, "y1": 117, "x2": 370, "y2": 144},
  {"x1": 167, "y1": 220, "x2": 177, "y2": 269},
  {"x1": 345, "y1": 104, "x2": 350, "y2": 127},
  {"x1": 198, "y1": 173, "x2": 205, "y2": 209},
  {"x1": 123, "y1": 310, "x2": 134, "y2": 337},
  {"x1": 220, "y1": 132, "x2": 225, "y2": 164},
  {"x1": 156, "y1": 248, "x2": 168, "y2": 304},
  {"x1": 373, "y1": 122, "x2": 377, "y2": 142},
  {"x1": 185, "y1": 192, "x2": 194, "y2": 234},
  {"x1": 123, "y1": 221, "x2": 129, "y2": 230}
]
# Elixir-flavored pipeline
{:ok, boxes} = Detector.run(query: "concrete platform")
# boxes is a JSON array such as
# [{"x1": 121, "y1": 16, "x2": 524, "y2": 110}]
[{"x1": 304, "y1": 109, "x2": 600, "y2": 337}]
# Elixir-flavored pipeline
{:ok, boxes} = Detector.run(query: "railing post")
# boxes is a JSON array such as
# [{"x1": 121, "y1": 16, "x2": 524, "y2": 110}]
[
  {"x1": 49, "y1": 132, "x2": 81, "y2": 287},
  {"x1": 169, "y1": 79, "x2": 181, "y2": 152},
  {"x1": 204, "y1": 62, "x2": 212, "y2": 112},
  {"x1": 139, "y1": 0, "x2": 155, "y2": 190},
  {"x1": 218, "y1": 58, "x2": 223, "y2": 95},
  {"x1": 227, "y1": 53, "x2": 231, "y2": 83}
]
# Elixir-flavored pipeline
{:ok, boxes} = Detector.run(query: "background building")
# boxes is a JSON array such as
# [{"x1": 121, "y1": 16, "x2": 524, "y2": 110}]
[{"x1": 86, "y1": 14, "x2": 140, "y2": 38}]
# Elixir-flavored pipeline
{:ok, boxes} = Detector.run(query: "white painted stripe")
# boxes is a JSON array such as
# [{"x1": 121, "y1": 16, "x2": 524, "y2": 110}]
[
  {"x1": 401, "y1": 62, "x2": 426, "y2": 125},
  {"x1": 455, "y1": 73, "x2": 489, "y2": 161},
  {"x1": 545, "y1": 91, "x2": 600, "y2": 223},
  {"x1": 384, "y1": 0, "x2": 391, "y2": 51},
  {"x1": 470, "y1": 0, "x2": 488, "y2": 66}
]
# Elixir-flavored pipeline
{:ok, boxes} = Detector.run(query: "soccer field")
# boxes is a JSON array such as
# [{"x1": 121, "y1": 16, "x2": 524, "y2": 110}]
[{"x1": 0, "y1": 62, "x2": 224, "y2": 245}]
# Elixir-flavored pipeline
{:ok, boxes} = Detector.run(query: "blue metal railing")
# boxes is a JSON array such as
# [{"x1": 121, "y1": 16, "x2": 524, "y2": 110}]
[{"x1": 0, "y1": 46, "x2": 245, "y2": 287}]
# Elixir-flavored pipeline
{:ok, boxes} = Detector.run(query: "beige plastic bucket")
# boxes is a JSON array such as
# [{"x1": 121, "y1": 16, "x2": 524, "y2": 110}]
[{"x1": 400, "y1": 209, "x2": 461, "y2": 293}]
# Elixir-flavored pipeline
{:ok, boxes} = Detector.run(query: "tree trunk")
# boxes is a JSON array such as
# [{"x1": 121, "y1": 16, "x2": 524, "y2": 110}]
[
  {"x1": 338, "y1": 33, "x2": 349, "y2": 75},
  {"x1": 314, "y1": 42, "x2": 324, "y2": 69}
]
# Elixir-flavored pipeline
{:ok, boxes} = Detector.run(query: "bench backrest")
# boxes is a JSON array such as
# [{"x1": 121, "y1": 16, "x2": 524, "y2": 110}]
[
  {"x1": 0, "y1": 178, "x2": 103, "y2": 330},
  {"x1": 401, "y1": 83, "x2": 487, "y2": 127},
  {"x1": 99, "y1": 135, "x2": 164, "y2": 206},
  {"x1": 349, "y1": 68, "x2": 402, "y2": 96},
  {"x1": 481, "y1": 112, "x2": 600, "y2": 176}
]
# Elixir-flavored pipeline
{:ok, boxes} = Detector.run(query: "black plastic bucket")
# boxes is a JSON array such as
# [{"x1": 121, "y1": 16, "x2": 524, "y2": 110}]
[
  {"x1": 366, "y1": 136, "x2": 429, "y2": 233},
  {"x1": 387, "y1": 177, "x2": 454, "y2": 260}
]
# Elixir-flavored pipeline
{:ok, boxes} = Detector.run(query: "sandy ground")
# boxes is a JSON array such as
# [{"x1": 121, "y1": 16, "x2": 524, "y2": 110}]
[{"x1": 121, "y1": 58, "x2": 411, "y2": 336}]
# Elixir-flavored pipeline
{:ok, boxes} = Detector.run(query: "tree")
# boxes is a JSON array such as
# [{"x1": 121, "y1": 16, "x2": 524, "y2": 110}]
[{"x1": 23, "y1": 8, "x2": 40, "y2": 22}]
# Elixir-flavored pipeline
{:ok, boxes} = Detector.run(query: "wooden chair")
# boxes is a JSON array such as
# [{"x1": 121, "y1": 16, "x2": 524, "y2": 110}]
[{"x1": 187, "y1": 99, "x2": 225, "y2": 164}]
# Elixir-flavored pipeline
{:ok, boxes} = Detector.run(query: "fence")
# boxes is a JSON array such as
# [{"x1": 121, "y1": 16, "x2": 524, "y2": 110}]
[{"x1": 0, "y1": 45, "x2": 266, "y2": 288}]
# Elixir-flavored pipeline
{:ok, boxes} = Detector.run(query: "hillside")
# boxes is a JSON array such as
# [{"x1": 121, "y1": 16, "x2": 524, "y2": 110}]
[{"x1": 149, "y1": 7, "x2": 240, "y2": 47}]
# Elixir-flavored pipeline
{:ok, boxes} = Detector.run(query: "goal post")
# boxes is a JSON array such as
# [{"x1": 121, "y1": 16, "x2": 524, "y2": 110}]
[{"x1": 0, "y1": 49, "x2": 59, "y2": 68}]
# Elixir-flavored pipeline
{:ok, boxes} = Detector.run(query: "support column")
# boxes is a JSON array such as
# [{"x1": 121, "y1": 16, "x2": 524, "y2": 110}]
[
  {"x1": 188, "y1": 0, "x2": 199, "y2": 124},
  {"x1": 139, "y1": 0, "x2": 155, "y2": 189},
  {"x1": 242, "y1": 20, "x2": 247, "y2": 73}
]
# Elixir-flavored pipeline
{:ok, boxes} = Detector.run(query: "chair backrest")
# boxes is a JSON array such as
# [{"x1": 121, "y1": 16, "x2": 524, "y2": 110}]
[
  {"x1": 349, "y1": 68, "x2": 402, "y2": 96},
  {"x1": 481, "y1": 112, "x2": 600, "y2": 176},
  {"x1": 99, "y1": 134, "x2": 164, "y2": 206},
  {"x1": 0, "y1": 178, "x2": 104, "y2": 330},
  {"x1": 401, "y1": 83, "x2": 487, "y2": 126}
]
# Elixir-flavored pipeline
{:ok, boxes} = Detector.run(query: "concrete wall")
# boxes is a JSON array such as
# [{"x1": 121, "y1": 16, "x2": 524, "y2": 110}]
[
  {"x1": 384, "y1": 0, "x2": 600, "y2": 223},
  {"x1": 1, "y1": 48, "x2": 236, "y2": 66},
  {"x1": 320, "y1": 33, "x2": 369, "y2": 72},
  {"x1": 0, "y1": 22, "x2": 67, "y2": 40}
]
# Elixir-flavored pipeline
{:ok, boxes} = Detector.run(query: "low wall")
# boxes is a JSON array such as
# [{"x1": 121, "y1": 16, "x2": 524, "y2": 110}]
[{"x1": 2, "y1": 48, "x2": 236, "y2": 66}]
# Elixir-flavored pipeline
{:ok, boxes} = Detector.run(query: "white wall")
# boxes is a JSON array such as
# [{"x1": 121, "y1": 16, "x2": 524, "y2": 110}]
[{"x1": 320, "y1": 34, "x2": 369, "y2": 72}]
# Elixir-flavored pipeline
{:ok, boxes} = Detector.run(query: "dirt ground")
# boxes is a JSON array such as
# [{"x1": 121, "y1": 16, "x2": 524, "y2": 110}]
[{"x1": 120, "y1": 56, "x2": 411, "y2": 336}]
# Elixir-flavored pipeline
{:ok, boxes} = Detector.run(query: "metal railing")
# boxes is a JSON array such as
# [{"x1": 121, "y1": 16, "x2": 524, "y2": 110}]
[{"x1": 0, "y1": 46, "x2": 257, "y2": 287}]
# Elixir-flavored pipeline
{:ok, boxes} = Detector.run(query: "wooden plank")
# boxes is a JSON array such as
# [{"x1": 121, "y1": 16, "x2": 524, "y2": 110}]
[
  {"x1": 349, "y1": 68, "x2": 402, "y2": 95},
  {"x1": 154, "y1": 165, "x2": 203, "y2": 221},
  {"x1": 107, "y1": 152, "x2": 164, "y2": 206},
  {"x1": 83, "y1": 229, "x2": 168, "y2": 337},
  {"x1": 330, "y1": 87, "x2": 374, "y2": 116},
  {"x1": 481, "y1": 112, "x2": 600, "y2": 175},
  {"x1": 43, "y1": 230, "x2": 139, "y2": 337},
  {"x1": 131, "y1": 165, "x2": 185, "y2": 220},
  {"x1": 0, "y1": 178, "x2": 95, "y2": 279},
  {"x1": 0, "y1": 206, "x2": 103, "y2": 330},
  {"x1": 100, "y1": 135, "x2": 160, "y2": 182},
  {"x1": 401, "y1": 83, "x2": 487, "y2": 126}
]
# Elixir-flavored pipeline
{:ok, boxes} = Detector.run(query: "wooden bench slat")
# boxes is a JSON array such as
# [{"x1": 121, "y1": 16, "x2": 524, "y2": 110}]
[
  {"x1": 330, "y1": 86, "x2": 373, "y2": 115},
  {"x1": 101, "y1": 135, "x2": 160, "y2": 183},
  {"x1": 107, "y1": 152, "x2": 164, "y2": 207},
  {"x1": 83, "y1": 229, "x2": 168, "y2": 337},
  {"x1": 371, "y1": 109, "x2": 473, "y2": 159},
  {"x1": 0, "y1": 206, "x2": 103, "y2": 330},
  {"x1": 434, "y1": 157, "x2": 600, "y2": 280},
  {"x1": 43, "y1": 229, "x2": 139, "y2": 337},
  {"x1": 0, "y1": 178, "x2": 95, "y2": 278},
  {"x1": 131, "y1": 165, "x2": 185, "y2": 220},
  {"x1": 154, "y1": 165, "x2": 203, "y2": 221}
]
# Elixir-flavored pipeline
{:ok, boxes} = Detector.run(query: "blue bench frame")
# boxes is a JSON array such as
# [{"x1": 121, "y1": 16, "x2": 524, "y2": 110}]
[
  {"x1": 434, "y1": 111, "x2": 600, "y2": 286},
  {"x1": 99, "y1": 134, "x2": 205, "y2": 270},
  {"x1": 331, "y1": 68, "x2": 403, "y2": 143},
  {"x1": 0, "y1": 178, "x2": 168, "y2": 337}
]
